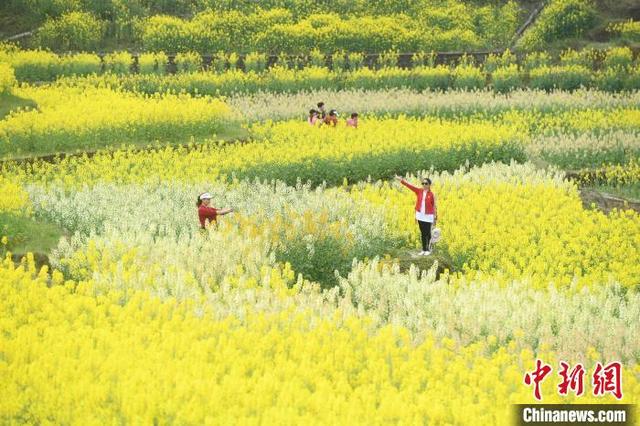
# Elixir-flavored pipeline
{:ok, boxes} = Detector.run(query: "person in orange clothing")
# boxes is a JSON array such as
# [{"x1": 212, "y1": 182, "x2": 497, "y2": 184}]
[
  {"x1": 324, "y1": 109, "x2": 338, "y2": 126},
  {"x1": 395, "y1": 175, "x2": 438, "y2": 256},
  {"x1": 196, "y1": 192, "x2": 233, "y2": 229}
]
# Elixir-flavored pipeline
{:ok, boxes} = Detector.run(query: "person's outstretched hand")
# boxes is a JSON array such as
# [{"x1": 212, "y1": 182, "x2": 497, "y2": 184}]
[{"x1": 394, "y1": 175, "x2": 403, "y2": 182}]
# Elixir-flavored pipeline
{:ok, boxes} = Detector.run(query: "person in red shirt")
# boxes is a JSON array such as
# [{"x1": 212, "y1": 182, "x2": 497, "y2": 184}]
[
  {"x1": 197, "y1": 192, "x2": 233, "y2": 229},
  {"x1": 395, "y1": 175, "x2": 438, "y2": 256}
]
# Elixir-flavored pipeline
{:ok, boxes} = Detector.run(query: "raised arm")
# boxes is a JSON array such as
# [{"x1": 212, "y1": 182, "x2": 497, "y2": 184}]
[
  {"x1": 217, "y1": 207, "x2": 234, "y2": 215},
  {"x1": 394, "y1": 175, "x2": 420, "y2": 193}
]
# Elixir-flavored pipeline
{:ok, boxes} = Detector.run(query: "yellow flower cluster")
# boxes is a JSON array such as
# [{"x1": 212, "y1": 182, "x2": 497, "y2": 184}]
[
  {"x1": 349, "y1": 163, "x2": 640, "y2": 288},
  {"x1": 607, "y1": 19, "x2": 640, "y2": 42},
  {"x1": 0, "y1": 85, "x2": 237, "y2": 157},
  {"x1": 594, "y1": 158, "x2": 640, "y2": 186},
  {"x1": 0, "y1": 175, "x2": 29, "y2": 214},
  {"x1": 1, "y1": 258, "x2": 637, "y2": 424},
  {"x1": 0, "y1": 62, "x2": 16, "y2": 94}
]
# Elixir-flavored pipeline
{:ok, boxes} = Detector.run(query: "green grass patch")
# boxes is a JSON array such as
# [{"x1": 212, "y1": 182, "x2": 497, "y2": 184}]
[
  {"x1": 0, "y1": 122, "x2": 249, "y2": 161},
  {"x1": 0, "y1": 92, "x2": 38, "y2": 120},
  {"x1": 0, "y1": 212, "x2": 64, "y2": 256},
  {"x1": 383, "y1": 245, "x2": 457, "y2": 278},
  {"x1": 594, "y1": 183, "x2": 640, "y2": 202}
]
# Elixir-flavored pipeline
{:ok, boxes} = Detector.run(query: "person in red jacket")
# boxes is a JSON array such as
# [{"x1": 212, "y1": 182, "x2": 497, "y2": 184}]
[
  {"x1": 395, "y1": 175, "x2": 438, "y2": 256},
  {"x1": 197, "y1": 192, "x2": 233, "y2": 229}
]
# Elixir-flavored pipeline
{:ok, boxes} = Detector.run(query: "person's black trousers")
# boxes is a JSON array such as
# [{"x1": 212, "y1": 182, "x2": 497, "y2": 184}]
[{"x1": 417, "y1": 220, "x2": 432, "y2": 251}]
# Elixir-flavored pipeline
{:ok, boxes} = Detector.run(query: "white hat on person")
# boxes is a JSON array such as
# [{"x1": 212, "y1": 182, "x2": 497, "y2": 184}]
[
  {"x1": 431, "y1": 227, "x2": 441, "y2": 243},
  {"x1": 199, "y1": 192, "x2": 213, "y2": 200}
]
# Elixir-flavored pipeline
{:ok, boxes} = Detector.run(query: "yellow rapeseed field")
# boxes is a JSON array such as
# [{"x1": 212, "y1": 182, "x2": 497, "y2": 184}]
[
  {"x1": 1, "y1": 83, "x2": 639, "y2": 423},
  {"x1": 1, "y1": 257, "x2": 638, "y2": 424}
]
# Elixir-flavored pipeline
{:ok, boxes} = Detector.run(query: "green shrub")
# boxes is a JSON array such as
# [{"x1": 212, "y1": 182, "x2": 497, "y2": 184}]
[
  {"x1": 607, "y1": 19, "x2": 640, "y2": 43},
  {"x1": 3, "y1": 49, "x2": 62, "y2": 82},
  {"x1": 0, "y1": 63, "x2": 17, "y2": 94},
  {"x1": 492, "y1": 64, "x2": 522, "y2": 93},
  {"x1": 624, "y1": 66, "x2": 640, "y2": 91},
  {"x1": 138, "y1": 52, "x2": 168, "y2": 75},
  {"x1": 473, "y1": 1, "x2": 520, "y2": 48},
  {"x1": 529, "y1": 65, "x2": 592, "y2": 91},
  {"x1": 228, "y1": 53, "x2": 240, "y2": 71},
  {"x1": 332, "y1": 51, "x2": 348, "y2": 72},
  {"x1": 378, "y1": 50, "x2": 399, "y2": 69},
  {"x1": 294, "y1": 54, "x2": 308, "y2": 70},
  {"x1": 411, "y1": 51, "x2": 436, "y2": 67},
  {"x1": 522, "y1": 51, "x2": 551, "y2": 71},
  {"x1": 104, "y1": 51, "x2": 132, "y2": 74},
  {"x1": 453, "y1": 65, "x2": 485, "y2": 90},
  {"x1": 347, "y1": 52, "x2": 365, "y2": 70},
  {"x1": 175, "y1": 51, "x2": 202, "y2": 73},
  {"x1": 106, "y1": 0, "x2": 140, "y2": 43},
  {"x1": 413, "y1": 66, "x2": 451, "y2": 90},
  {"x1": 139, "y1": 15, "x2": 192, "y2": 52},
  {"x1": 60, "y1": 53, "x2": 101, "y2": 76},
  {"x1": 4, "y1": 0, "x2": 80, "y2": 20},
  {"x1": 595, "y1": 67, "x2": 626, "y2": 92},
  {"x1": 0, "y1": 211, "x2": 63, "y2": 258},
  {"x1": 140, "y1": 8, "x2": 498, "y2": 54},
  {"x1": 457, "y1": 54, "x2": 476, "y2": 67},
  {"x1": 518, "y1": 0, "x2": 596, "y2": 51},
  {"x1": 273, "y1": 227, "x2": 348, "y2": 289},
  {"x1": 559, "y1": 48, "x2": 594, "y2": 68},
  {"x1": 244, "y1": 52, "x2": 267, "y2": 73},
  {"x1": 603, "y1": 47, "x2": 634, "y2": 69},
  {"x1": 35, "y1": 11, "x2": 106, "y2": 52},
  {"x1": 211, "y1": 51, "x2": 228, "y2": 73},
  {"x1": 484, "y1": 54, "x2": 500, "y2": 73},
  {"x1": 141, "y1": 10, "x2": 294, "y2": 53},
  {"x1": 484, "y1": 49, "x2": 516, "y2": 73},
  {"x1": 309, "y1": 49, "x2": 325, "y2": 67}
]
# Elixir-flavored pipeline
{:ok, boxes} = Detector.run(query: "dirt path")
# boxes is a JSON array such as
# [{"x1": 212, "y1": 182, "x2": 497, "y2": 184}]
[{"x1": 579, "y1": 188, "x2": 640, "y2": 214}]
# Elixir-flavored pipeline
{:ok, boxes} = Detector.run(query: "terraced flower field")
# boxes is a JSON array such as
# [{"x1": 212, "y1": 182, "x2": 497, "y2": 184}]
[{"x1": 1, "y1": 45, "x2": 639, "y2": 424}]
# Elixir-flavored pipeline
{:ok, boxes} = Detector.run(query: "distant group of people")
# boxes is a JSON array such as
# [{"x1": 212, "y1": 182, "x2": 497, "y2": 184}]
[{"x1": 308, "y1": 101, "x2": 358, "y2": 128}]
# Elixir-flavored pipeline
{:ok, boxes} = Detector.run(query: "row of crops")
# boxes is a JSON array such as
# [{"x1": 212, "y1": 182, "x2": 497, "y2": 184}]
[
  {"x1": 2, "y1": 63, "x2": 640, "y2": 98},
  {"x1": 3, "y1": 45, "x2": 639, "y2": 80},
  {"x1": 2, "y1": 84, "x2": 639, "y2": 158}
]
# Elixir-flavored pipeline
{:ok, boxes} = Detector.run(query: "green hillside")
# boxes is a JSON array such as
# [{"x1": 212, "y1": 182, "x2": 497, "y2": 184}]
[{"x1": 1, "y1": 0, "x2": 636, "y2": 54}]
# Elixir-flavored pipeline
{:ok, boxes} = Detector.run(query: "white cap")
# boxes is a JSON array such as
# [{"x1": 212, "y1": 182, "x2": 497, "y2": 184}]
[{"x1": 199, "y1": 192, "x2": 212, "y2": 200}]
